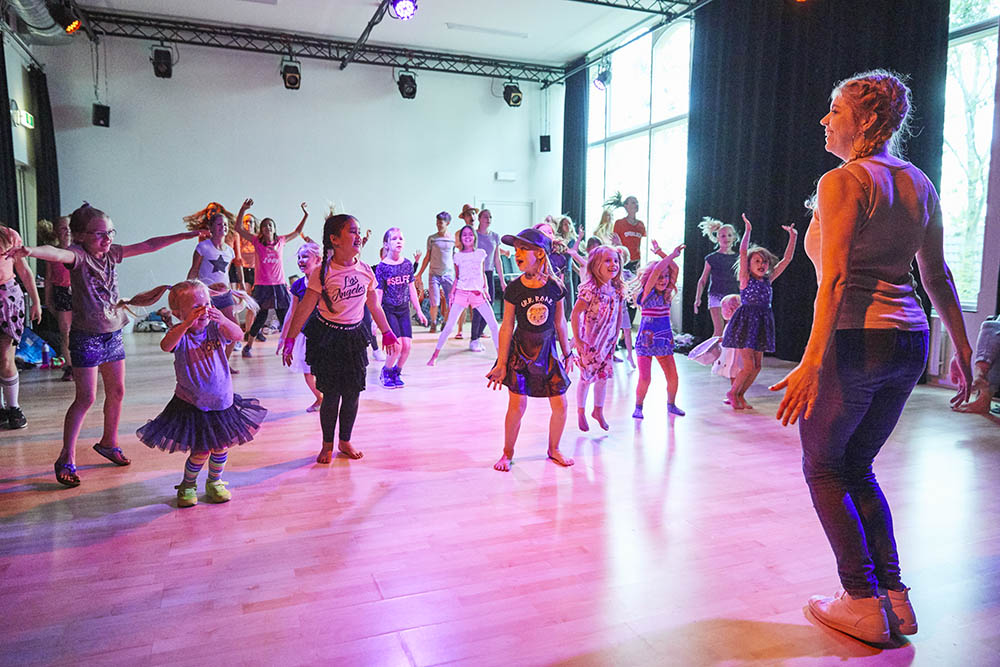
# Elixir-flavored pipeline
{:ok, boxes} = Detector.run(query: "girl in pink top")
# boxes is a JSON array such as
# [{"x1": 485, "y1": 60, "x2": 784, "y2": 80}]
[
  {"x1": 0, "y1": 225, "x2": 42, "y2": 431},
  {"x1": 233, "y1": 198, "x2": 307, "y2": 357},
  {"x1": 282, "y1": 214, "x2": 398, "y2": 464}
]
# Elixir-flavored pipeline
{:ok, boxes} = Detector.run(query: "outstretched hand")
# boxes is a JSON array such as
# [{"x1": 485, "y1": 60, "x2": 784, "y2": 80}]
[
  {"x1": 240, "y1": 198, "x2": 254, "y2": 212},
  {"x1": 668, "y1": 243, "x2": 685, "y2": 260},
  {"x1": 782, "y1": 224, "x2": 798, "y2": 238}
]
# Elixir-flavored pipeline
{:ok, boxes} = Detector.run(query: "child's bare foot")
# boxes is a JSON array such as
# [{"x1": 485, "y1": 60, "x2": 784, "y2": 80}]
[
  {"x1": 494, "y1": 454, "x2": 513, "y2": 472},
  {"x1": 338, "y1": 440, "x2": 363, "y2": 459},
  {"x1": 577, "y1": 409, "x2": 590, "y2": 431},
  {"x1": 427, "y1": 350, "x2": 439, "y2": 367},
  {"x1": 627, "y1": 356, "x2": 636, "y2": 370},
  {"x1": 316, "y1": 444, "x2": 335, "y2": 464},
  {"x1": 591, "y1": 409, "x2": 609, "y2": 431},
  {"x1": 547, "y1": 449, "x2": 575, "y2": 467},
  {"x1": 739, "y1": 395, "x2": 753, "y2": 410},
  {"x1": 726, "y1": 389, "x2": 741, "y2": 410}
]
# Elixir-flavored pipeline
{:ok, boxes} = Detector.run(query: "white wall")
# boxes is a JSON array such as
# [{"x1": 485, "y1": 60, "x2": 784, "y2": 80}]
[
  {"x1": 4, "y1": 40, "x2": 32, "y2": 166},
  {"x1": 34, "y1": 37, "x2": 564, "y2": 301}
]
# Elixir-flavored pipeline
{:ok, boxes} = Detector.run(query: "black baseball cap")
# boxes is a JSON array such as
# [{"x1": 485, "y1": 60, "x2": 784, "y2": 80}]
[{"x1": 501, "y1": 228, "x2": 552, "y2": 254}]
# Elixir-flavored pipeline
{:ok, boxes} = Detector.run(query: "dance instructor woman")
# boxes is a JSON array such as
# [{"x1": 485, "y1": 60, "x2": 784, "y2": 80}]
[{"x1": 771, "y1": 70, "x2": 972, "y2": 644}]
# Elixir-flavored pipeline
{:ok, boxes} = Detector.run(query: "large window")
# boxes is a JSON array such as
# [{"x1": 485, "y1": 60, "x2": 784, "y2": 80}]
[
  {"x1": 586, "y1": 21, "x2": 692, "y2": 263},
  {"x1": 942, "y1": 1, "x2": 999, "y2": 308}
]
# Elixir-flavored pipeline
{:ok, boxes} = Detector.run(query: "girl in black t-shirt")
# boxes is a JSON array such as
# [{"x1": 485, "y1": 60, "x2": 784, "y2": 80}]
[{"x1": 486, "y1": 228, "x2": 574, "y2": 472}]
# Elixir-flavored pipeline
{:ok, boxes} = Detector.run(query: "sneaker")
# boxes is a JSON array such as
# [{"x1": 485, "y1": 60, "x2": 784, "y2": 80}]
[
  {"x1": 205, "y1": 479, "x2": 232, "y2": 503},
  {"x1": 883, "y1": 587, "x2": 917, "y2": 635},
  {"x1": 175, "y1": 483, "x2": 198, "y2": 508},
  {"x1": 255, "y1": 332, "x2": 267, "y2": 343},
  {"x1": 392, "y1": 367, "x2": 405, "y2": 388},
  {"x1": 242, "y1": 346, "x2": 253, "y2": 358},
  {"x1": 667, "y1": 403, "x2": 686, "y2": 416},
  {"x1": 233, "y1": 341, "x2": 244, "y2": 352},
  {"x1": 381, "y1": 367, "x2": 396, "y2": 389},
  {"x1": 373, "y1": 348, "x2": 387, "y2": 362},
  {"x1": 7, "y1": 406, "x2": 26, "y2": 430},
  {"x1": 632, "y1": 405, "x2": 644, "y2": 419},
  {"x1": 469, "y1": 339, "x2": 485, "y2": 352},
  {"x1": 808, "y1": 590, "x2": 889, "y2": 644}
]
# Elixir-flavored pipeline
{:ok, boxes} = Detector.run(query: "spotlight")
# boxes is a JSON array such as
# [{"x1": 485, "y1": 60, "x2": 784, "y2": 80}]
[
  {"x1": 281, "y1": 57, "x2": 301, "y2": 90},
  {"x1": 150, "y1": 45, "x2": 173, "y2": 79},
  {"x1": 593, "y1": 64, "x2": 611, "y2": 91},
  {"x1": 48, "y1": 1, "x2": 82, "y2": 34},
  {"x1": 396, "y1": 70, "x2": 417, "y2": 99},
  {"x1": 503, "y1": 82, "x2": 523, "y2": 108},
  {"x1": 389, "y1": 0, "x2": 418, "y2": 21}
]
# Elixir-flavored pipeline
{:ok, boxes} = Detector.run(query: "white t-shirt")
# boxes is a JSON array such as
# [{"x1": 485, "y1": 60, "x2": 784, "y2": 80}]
[
  {"x1": 195, "y1": 239, "x2": 234, "y2": 288},
  {"x1": 307, "y1": 259, "x2": 377, "y2": 324},
  {"x1": 453, "y1": 249, "x2": 486, "y2": 291}
]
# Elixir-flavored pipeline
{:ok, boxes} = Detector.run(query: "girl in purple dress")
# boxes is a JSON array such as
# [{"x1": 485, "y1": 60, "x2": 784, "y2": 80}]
[{"x1": 720, "y1": 214, "x2": 797, "y2": 410}]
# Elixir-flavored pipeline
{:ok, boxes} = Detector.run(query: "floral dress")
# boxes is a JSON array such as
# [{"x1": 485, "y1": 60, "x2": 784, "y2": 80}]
[{"x1": 575, "y1": 280, "x2": 622, "y2": 382}]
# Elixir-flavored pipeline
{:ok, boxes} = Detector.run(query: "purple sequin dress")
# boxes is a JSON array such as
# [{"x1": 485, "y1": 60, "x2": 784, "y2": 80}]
[{"x1": 721, "y1": 277, "x2": 775, "y2": 352}]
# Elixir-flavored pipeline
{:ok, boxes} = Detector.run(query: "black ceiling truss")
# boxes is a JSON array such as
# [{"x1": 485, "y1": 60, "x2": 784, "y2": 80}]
[
  {"x1": 79, "y1": 9, "x2": 566, "y2": 84},
  {"x1": 563, "y1": 0, "x2": 697, "y2": 16}
]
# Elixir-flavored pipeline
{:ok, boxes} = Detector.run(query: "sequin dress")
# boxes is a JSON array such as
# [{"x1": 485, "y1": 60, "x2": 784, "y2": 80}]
[{"x1": 720, "y1": 277, "x2": 775, "y2": 352}]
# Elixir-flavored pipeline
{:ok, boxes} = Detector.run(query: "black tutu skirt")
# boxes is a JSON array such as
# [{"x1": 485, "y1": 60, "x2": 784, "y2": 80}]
[
  {"x1": 303, "y1": 315, "x2": 369, "y2": 395},
  {"x1": 137, "y1": 394, "x2": 267, "y2": 454},
  {"x1": 497, "y1": 329, "x2": 570, "y2": 397}
]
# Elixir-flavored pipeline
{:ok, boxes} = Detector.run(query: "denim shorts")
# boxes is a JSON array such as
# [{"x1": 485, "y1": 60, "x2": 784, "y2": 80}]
[{"x1": 69, "y1": 328, "x2": 126, "y2": 368}]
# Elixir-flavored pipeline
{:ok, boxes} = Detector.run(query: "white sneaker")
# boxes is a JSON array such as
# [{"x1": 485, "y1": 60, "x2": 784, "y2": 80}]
[
  {"x1": 373, "y1": 348, "x2": 387, "y2": 361},
  {"x1": 469, "y1": 339, "x2": 485, "y2": 352},
  {"x1": 883, "y1": 587, "x2": 917, "y2": 635},
  {"x1": 233, "y1": 341, "x2": 244, "y2": 352},
  {"x1": 808, "y1": 590, "x2": 889, "y2": 644}
]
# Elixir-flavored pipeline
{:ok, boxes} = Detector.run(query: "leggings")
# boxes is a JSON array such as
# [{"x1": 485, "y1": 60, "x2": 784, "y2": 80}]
[
  {"x1": 320, "y1": 389, "x2": 360, "y2": 442},
  {"x1": 248, "y1": 305, "x2": 288, "y2": 338}
]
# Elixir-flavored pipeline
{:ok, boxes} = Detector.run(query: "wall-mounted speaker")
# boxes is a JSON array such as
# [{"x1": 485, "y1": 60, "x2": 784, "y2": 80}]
[{"x1": 539, "y1": 135, "x2": 551, "y2": 153}]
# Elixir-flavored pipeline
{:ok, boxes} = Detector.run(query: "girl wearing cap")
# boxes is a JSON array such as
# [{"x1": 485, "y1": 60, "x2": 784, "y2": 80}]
[{"x1": 486, "y1": 228, "x2": 574, "y2": 472}]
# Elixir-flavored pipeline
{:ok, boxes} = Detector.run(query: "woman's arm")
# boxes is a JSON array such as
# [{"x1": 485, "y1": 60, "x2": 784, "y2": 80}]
[
  {"x1": 280, "y1": 203, "x2": 308, "y2": 243},
  {"x1": 737, "y1": 214, "x2": 752, "y2": 290},
  {"x1": 187, "y1": 249, "x2": 203, "y2": 280},
  {"x1": 771, "y1": 170, "x2": 863, "y2": 425},
  {"x1": 121, "y1": 230, "x2": 202, "y2": 259},
  {"x1": 770, "y1": 224, "x2": 799, "y2": 282},
  {"x1": 13, "y1": 258, "x2": 41, "y2": 323},
  {"x1": 915, "y1": 199, "x2": 973, "y2": 402}
]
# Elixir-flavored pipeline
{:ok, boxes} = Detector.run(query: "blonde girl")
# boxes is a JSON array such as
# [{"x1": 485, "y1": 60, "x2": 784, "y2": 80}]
[
  {"x1": 694, "y1": 217, "x2": 741, "y2": 337},
  {"x1": 569, "y1": 245, "x2": 624, "y2": 432},
  {"x1": 486, "y1": 228, "x2": 574, "y2": 472},
  {"x1": 633, "y1": 241, "x2": 686, "y2": 419},
  {"x1": 280, "y1": 242, "x2": 324, "y2": 410},
  {"x1": 375, "y1": 228, "x2": 427, "y2": 386}
]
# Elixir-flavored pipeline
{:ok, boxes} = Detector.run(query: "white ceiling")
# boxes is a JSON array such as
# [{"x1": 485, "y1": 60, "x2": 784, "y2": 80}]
[{"x1": 78, "y1": 0, "x2": 663, "y2": 65}]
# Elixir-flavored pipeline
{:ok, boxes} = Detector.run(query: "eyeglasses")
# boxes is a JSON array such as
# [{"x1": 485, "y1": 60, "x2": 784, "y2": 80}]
[{"x1": 86, "y1": 230, "x2": 116, "y2": 240}]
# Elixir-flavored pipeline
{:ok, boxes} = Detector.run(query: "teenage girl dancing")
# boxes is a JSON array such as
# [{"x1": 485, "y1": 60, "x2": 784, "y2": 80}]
[
  {"x1": 487, "y1": 228, "x2": 574, "y2": 472},
  {"x1": 282, "y1": 214, "x2": 398, "y2": 463},
  {"x1": 8, "y1": 203, "x2": 203, "y2": 486},
  {"x1": 134, "y1": 280, "x2": 266, "y2": 507}
]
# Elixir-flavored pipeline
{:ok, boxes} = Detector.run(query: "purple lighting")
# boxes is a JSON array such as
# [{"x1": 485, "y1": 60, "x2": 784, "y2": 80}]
[{"x1": 392, "y1": 0, "x2": 418, "y2": 21}]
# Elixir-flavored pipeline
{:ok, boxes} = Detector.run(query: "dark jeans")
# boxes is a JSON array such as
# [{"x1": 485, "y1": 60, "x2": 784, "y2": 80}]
[
  {"x1": 800, "y1": 328, "x2": 928, "y2": 598},
  {"x1": 471, "y1": 271, "x2": 496, "y2": 341}
]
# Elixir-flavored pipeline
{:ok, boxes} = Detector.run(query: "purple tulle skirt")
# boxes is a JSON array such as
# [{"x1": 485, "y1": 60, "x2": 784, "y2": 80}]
[{"x1": 136, "y1": 394, "x2": 267, "y2": 454}]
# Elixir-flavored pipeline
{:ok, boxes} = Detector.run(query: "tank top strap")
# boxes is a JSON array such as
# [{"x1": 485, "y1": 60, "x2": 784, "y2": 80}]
[{"x1": 841, "y1": 161, "x2": 875, "y2": 220}]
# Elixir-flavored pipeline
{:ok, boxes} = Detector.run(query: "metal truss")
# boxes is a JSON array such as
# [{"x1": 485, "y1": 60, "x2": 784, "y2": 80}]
[
  {"x1": 79, "y1": 9, "x2": 566, "y2": 84},
  {"x1": 563, "y1": 0, "x2": 697, "y2": 16}
]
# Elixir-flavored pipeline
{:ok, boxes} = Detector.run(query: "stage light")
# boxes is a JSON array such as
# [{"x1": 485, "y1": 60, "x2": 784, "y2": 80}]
[
  {"x1": 281, "y1": 57, "x2": 301, "y2": 90},
  {"x1": 503, "y1": 82, "x2": 522, "y2": 107},
  {"x1": 48, "y1": 1, "x2": 82, "y2": 34},
  {"x1": 390, "y1": 0, "x2": 418, "y2": 21},
  {"x1": 397, "y1": 70, "x2": 417, "y2": 99},
  {"x1": 593, "y1": 64, "x2": 611, "y2": 91},
  {"x1": 150, "y1": 45, "x2": 173, "y2": 79}
]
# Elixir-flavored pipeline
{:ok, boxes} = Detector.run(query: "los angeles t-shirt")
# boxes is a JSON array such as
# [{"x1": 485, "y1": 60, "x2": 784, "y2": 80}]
[{"x1": 307, "y1": 258, "x2": 376, "y2": 324}]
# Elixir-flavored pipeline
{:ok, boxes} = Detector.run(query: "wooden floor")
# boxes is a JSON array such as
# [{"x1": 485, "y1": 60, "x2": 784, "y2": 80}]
[{"x1": 2, "y1": 330, "x2": 999, "y2": 666}]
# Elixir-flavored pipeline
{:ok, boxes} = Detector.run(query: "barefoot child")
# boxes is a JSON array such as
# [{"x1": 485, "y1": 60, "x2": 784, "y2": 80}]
[
  {"x1": 486, "y1": 228, "x2": 574, "y2": 471},
  {"x1": 134, "y1": 280, "x2": 266, "y2": 507},
  {"x1": 569, "y1": 245, "x2": 623, "y2": 432},
  {"x1": 280, "y1": 242, "x2": 324, "y2": 411},
  {"x1": 7, "y1": 203, "x2": 204, "y2": 486},
  {"x1": 633, "y1": 241, "x2": 686, "y2": 419},
  {"x1": 375, "y1": 228, "x2": 427, "y2": 387},
  {"x1": 721, "y1": 213, "x2": 797, "y2": 410},
  {"x1": 0, "y1": 225, "x2": 42, "y2": 429},
  {"x1": 428, "y1": 224, "x2": 499, "y2": 366},
  {"x1": 281, "y1": 214, "x2": 398, "y2": 463}
]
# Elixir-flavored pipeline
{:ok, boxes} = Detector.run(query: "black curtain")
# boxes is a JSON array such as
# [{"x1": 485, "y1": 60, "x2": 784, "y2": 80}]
[
  {"x1": 0, "y1": 38, "x2": 20, "y2": 233},
  {"x1": 561, "y1": 57, "x2": 588, "y2": 232},
  {"x1": 681, "y1": 0, "x2": 950, "y2": 361},
  {"x1": 29, "y1": 65, "x2": 60, "y2": 229}
]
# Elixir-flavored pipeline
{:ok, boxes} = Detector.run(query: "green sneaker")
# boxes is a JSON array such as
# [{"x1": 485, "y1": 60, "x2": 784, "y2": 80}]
[
  {"x1": 205, "y1": 479, "x2": 232, "y2": 503},
  {"x1": 175, "y1": 483, "x2": 198, "y2": 508}
]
